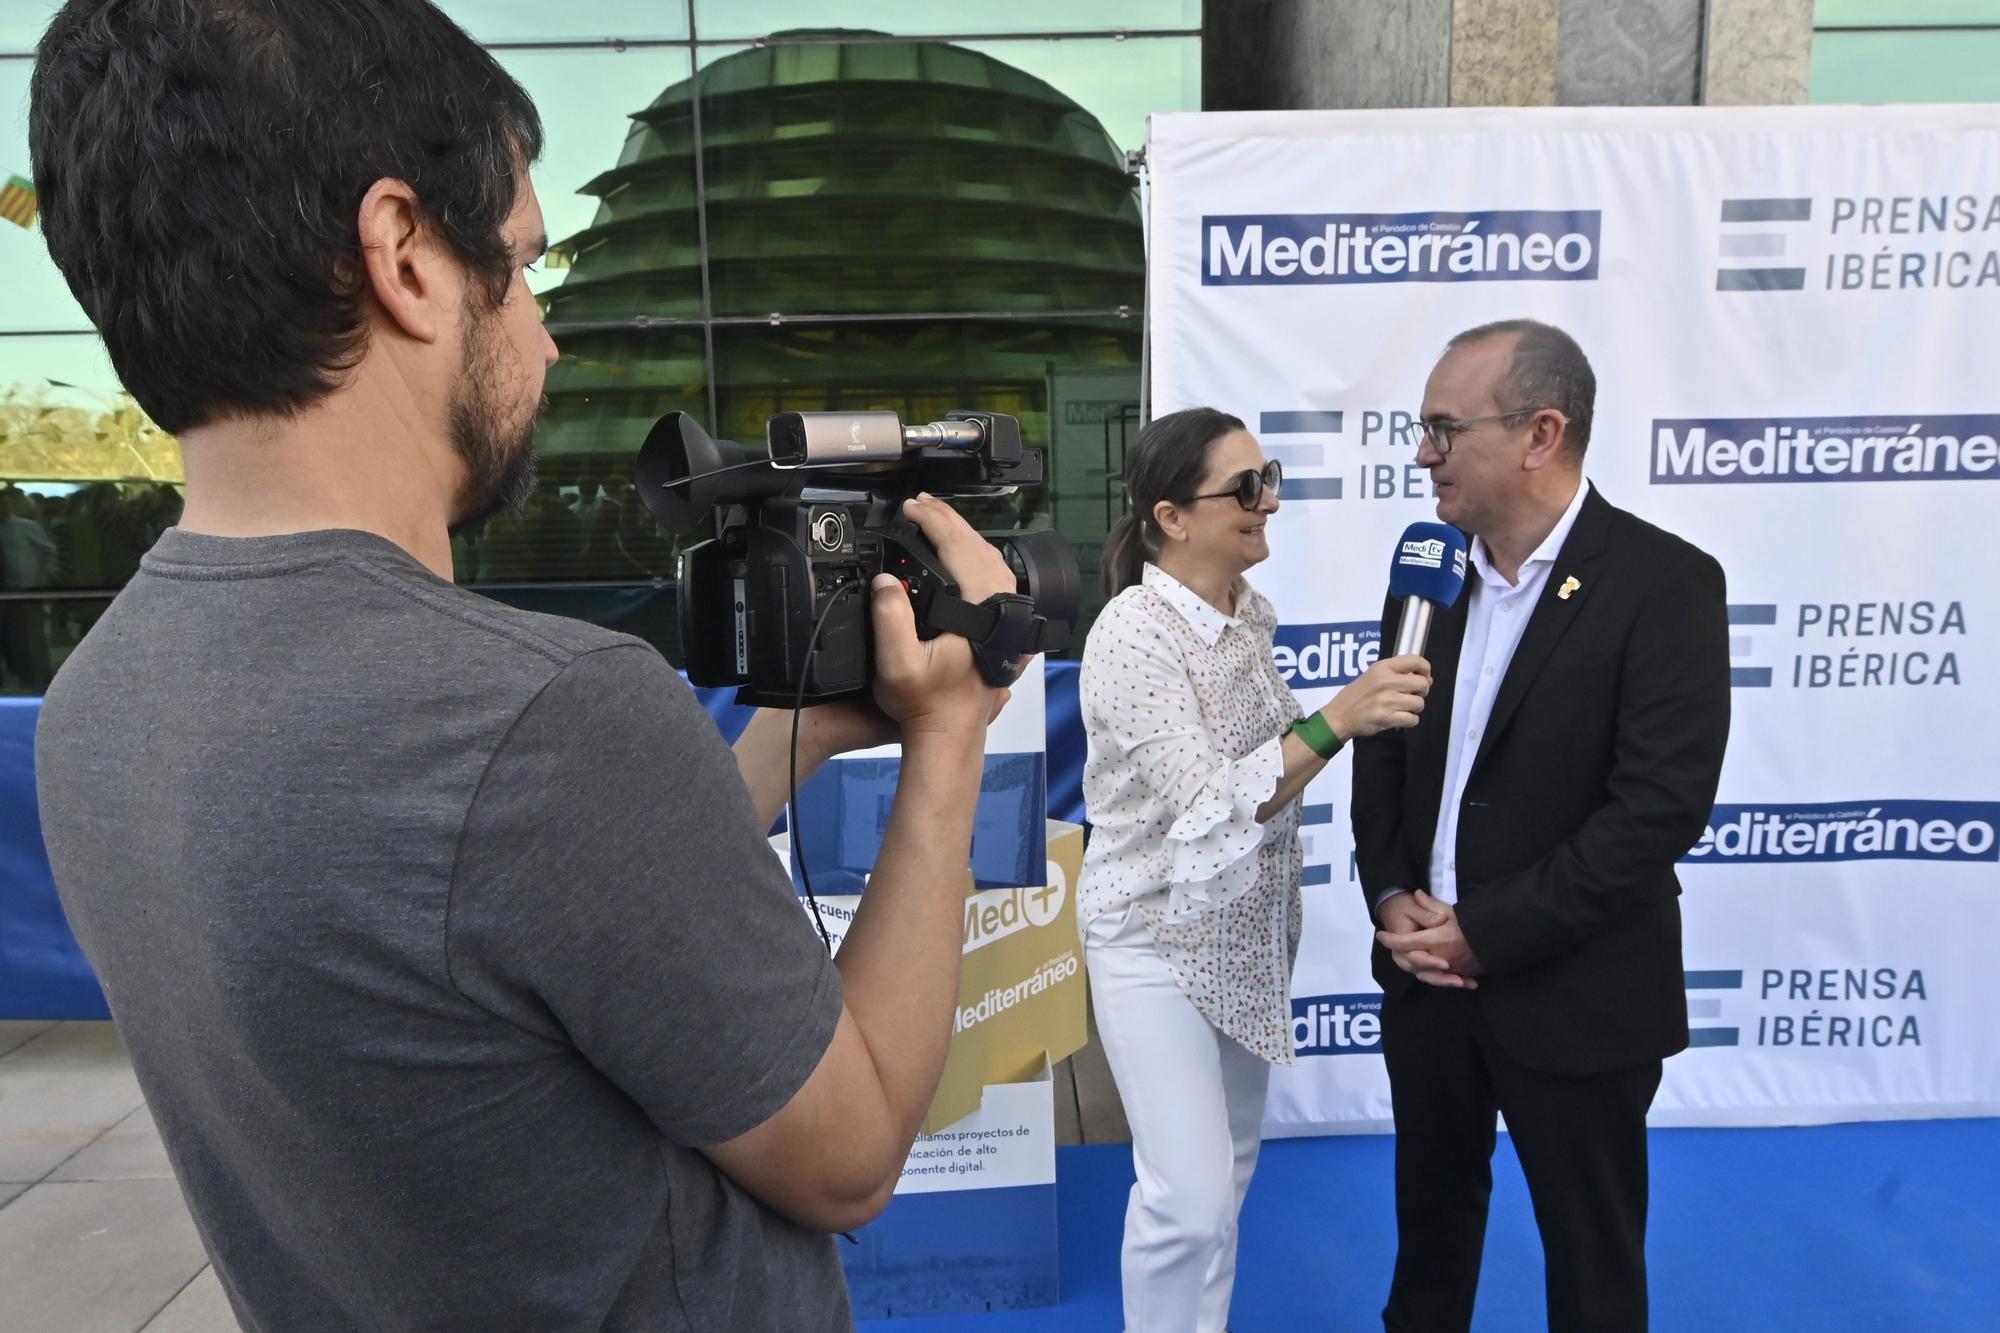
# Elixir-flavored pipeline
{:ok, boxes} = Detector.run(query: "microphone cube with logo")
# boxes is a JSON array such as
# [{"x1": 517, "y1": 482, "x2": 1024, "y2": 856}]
[{"x1": 1389, "y1": 522, "x2": 1470, "y2": 657}]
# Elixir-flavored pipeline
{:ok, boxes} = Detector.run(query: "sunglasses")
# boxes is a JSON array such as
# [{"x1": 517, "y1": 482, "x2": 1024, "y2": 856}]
[{"x1": 1187, "y1": 459, "x2": 1283, "y2": 511}]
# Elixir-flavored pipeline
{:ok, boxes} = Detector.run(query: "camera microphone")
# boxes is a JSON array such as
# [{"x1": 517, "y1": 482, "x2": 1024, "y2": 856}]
[
  {"x1": 766, "y1": 413, "x2": 992, "y2": 467},
  {"x1": 1387, "y1": 522, "x2": 1471, "y2": 657},
  {"x1": 900, "y1": 420, "x2": 986, "y2": 450},
  {"x1": 767, "y1": 411, "x2": 905, "y2": 467}
]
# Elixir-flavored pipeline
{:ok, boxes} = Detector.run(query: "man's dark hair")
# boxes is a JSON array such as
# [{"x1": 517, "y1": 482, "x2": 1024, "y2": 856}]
[
  {"x1": 1447, "y1": 318, "x2": 1596, "y2": 457},
  {"x1": 30, "y1": 0, "x2": 544, "y2": 434}
]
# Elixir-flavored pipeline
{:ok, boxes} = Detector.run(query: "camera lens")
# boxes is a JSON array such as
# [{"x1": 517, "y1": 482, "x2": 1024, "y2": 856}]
[{"x1": 996, "y1": 530, "x2": 1080, "y2": 641}]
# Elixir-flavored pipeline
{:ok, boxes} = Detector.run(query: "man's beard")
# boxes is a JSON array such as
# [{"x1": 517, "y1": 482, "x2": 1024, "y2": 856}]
[{"x1": 447, "y1": 303, "x2": 543, "y2": 534}]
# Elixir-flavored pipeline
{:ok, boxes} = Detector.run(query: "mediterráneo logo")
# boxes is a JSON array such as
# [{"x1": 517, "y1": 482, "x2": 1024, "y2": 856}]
[
  {"x1": 1684, "y1": 801, "x2": 2000, "y2": 864},
  {"x1": 1203, "y1": 210, "x2": 1601, "y2": 286},
  {"x1": 953, "y1": 951, "x2": 1081, "y2": 1035},
  {"x1": 1652, "y1": 415, "x2": 2000, "y2": 484},
  {"x1": 1292, "y1": 992, "x2": 1384, "y2": 1056},
  {"x1": 1272, "y1": 621, "x2": 1382, "y2": 687}
]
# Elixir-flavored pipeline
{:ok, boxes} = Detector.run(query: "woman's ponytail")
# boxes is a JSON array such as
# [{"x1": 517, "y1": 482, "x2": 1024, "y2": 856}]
[{"x1": 1100, "y1": 511, "x2": 1151, "y2": 598}]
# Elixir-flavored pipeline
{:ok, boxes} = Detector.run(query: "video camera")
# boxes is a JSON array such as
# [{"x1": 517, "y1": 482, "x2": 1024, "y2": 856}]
[{"x1": 634, "y1": 410, "x2": 1078, "y2": 709}]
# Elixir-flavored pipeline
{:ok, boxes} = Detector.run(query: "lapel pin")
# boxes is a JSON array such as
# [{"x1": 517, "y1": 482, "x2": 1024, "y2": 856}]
[{"x1": 1558, "y1": 576, "x2": 1581, "y2": 601}]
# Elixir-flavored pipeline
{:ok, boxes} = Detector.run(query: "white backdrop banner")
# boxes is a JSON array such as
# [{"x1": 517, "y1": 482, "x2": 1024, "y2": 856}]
[{"x1": 1144, "y1": 105, "x2": 2000, "y2": 1134}]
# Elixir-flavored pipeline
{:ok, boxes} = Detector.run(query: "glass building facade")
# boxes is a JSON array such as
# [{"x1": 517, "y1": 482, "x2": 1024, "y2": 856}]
[
  {"x1": 1810, "y1": 0, "x2": 2000, "y2": 103},
  {"x1": 0, "y1": 1, "x2": 1201, "y2": 691}
]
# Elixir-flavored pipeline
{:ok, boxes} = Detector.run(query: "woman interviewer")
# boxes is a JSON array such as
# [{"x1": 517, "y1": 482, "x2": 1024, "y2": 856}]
[{"x1": 1079, "y1": 408, "x2": 1431, "y2": 1333}]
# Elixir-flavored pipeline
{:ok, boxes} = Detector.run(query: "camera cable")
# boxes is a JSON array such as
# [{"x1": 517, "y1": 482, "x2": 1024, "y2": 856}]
[{"x1": 788, "y1": 580, "x2": 866, "y2": 955}]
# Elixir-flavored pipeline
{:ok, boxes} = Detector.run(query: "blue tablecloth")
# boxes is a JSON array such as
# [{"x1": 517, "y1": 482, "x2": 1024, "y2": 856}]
[
  {"x1": 0, "y1": 663, "x2": 1086, "y2": 1019},
  {"x1": 0, "y1": 698, "x2": 113, "y2": 1019}
]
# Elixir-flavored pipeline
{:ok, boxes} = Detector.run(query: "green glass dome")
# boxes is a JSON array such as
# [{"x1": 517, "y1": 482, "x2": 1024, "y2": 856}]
[{"x1": 537, "y1": 32, "x2": 1144, "y2": 459}]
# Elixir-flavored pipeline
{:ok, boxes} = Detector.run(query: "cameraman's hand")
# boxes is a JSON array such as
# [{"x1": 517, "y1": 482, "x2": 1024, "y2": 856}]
[
  {"x1": 797, "y1": 700, "x2": 898, "y2": 761},
  {"x1": 797, "y1": 689, "x2": 1010, "y2": 764},
  {"x1": 1324, "y1": 653, "x2": 1431, "y2": 739},
  {"x1": 870, "y1": 494, "x2": 1016, "y2": 737},
  {"x1": 735, "y1": 685, "x2": 1005, "y2": 833}
]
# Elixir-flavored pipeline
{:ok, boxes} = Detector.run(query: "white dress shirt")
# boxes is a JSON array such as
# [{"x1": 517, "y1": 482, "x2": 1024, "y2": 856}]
[
  {"x1": 1427, "y1": 477, "x2": 1590, "y2": 904},
  {"x1": 1078, "y1": 562, "x2": 1305, "y2": 1062}
]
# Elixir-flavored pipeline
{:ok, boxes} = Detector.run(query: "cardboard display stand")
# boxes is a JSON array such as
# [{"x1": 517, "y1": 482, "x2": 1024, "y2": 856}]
[{"x1": 780, "y1": 821, "x2": 1087, "y2": 1318}]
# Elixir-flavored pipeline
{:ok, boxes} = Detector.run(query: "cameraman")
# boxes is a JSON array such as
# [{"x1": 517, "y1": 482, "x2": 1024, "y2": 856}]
[{"x1": 29, "y1": 2, "x2": 1012, "y2": 1329}]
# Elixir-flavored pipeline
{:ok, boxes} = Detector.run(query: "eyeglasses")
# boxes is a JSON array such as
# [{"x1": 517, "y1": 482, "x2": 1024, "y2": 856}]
[
  {"x1": 1405, "y1": 407, "x2": 1556, "y2": 455},
  {"x1": 1186, "y1": 459, "x2": 1283, "y2": 511}
]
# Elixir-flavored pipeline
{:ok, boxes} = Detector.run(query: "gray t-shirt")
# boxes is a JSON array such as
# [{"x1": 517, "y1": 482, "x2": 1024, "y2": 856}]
[{"x1": 35, "y1": 528, "x2": 851, "y2": 1331}]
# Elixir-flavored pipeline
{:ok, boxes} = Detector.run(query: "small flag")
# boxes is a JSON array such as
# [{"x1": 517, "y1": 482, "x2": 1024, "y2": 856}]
[{"x1": 0, "y1": 175, "x2": 39, "y2": 230}]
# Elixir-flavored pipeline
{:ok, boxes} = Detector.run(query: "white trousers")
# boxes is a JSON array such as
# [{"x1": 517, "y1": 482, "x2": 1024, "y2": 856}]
[{"x1": 1086, "y1": 905, "x2": 1271, "y2": 1333}]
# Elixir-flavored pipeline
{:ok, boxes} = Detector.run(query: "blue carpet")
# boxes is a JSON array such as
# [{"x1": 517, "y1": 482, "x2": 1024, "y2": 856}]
[{"x1": 860, "y1": 1117, "x2": 2000, "y2": 1332}]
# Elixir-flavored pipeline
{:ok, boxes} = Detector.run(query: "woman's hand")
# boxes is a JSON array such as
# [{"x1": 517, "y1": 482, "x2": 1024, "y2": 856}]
[{"x1": 1323, "y1": 654, "x2": 1431, "y2": 739}]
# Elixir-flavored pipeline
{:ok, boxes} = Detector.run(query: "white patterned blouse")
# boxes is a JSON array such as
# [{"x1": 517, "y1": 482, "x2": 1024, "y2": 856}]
[{"x1": 1077, "y1": 562, "x2": 1305, "y2": 1064}]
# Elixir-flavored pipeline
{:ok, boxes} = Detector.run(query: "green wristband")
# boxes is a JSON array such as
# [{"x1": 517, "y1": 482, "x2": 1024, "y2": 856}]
[{"x1": 1290, "y1": 711, "x2": 1344, "y2": 760}]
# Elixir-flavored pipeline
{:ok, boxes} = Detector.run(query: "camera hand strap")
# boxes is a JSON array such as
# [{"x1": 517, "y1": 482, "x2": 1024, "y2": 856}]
[{"x1": 922, "y1": 592, "x2": 1065, "y2": 687}]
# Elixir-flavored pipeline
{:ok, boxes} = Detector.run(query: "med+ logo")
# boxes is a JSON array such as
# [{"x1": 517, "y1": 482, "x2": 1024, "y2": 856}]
[
  {"x1": 1203, "y1": 210, "x2": 1601, "y2": 286},
  {"x1": 1292, "y1": 992, "x2": 1383, "y2": 1056},
  {"x1": 1272, "y1": 621, "x2": 1381, "y2": 688}
]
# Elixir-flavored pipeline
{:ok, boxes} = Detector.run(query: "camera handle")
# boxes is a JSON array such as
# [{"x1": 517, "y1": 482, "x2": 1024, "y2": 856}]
[{"x1": 876, "y1": 521, "x2": 1064, "y2": 687}]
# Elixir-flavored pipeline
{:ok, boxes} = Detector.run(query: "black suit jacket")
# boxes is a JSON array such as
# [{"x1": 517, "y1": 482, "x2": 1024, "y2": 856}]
[{"x1": 1350, "y1": 486, "x2": 1731, "y2": 1076}]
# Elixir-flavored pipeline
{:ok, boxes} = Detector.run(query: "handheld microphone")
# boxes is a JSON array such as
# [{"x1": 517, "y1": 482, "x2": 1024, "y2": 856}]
[{"x1": 1387, "y1": 522, "x2": 1470, "y2": 657}]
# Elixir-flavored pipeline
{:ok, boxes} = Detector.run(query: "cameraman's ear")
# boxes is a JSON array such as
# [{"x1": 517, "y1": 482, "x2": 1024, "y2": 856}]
[{"x1": 357, "y1": 178, "x2": 445, "y2": 344}]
